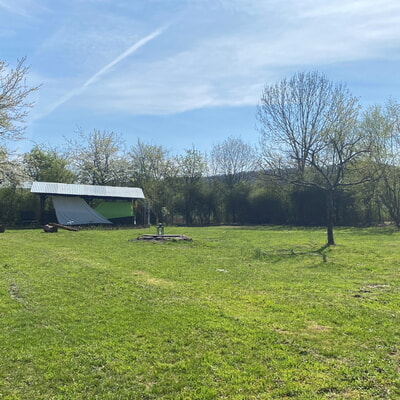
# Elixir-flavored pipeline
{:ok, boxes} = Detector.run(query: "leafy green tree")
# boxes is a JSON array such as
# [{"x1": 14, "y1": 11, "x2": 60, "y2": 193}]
[
  {"x1": 23, "y1": 144, "x2": 75, "y2": 183},
  {"x1": 258, "y1": 71, "x2": 372, "y2": 245},
  {"x1": 175, "y1": 148, "x2": 208, "y2": 225},
  {"x1": 248, "y1": 182, "x2": 289, "y2": 225},
  {"x1": 128, "y1": 139, "x2": 176, "y2": 223}
]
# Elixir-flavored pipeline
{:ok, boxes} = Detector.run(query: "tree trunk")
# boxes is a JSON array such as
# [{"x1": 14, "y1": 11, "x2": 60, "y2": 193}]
[{"x1": 326, "y1": 189, "x2": 335, "y2": 246}]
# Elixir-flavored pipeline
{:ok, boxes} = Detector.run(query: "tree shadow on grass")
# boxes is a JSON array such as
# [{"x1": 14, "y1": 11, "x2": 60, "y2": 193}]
[{"x1": 253, "y1": 243, "x2": 330, "y2": 263}]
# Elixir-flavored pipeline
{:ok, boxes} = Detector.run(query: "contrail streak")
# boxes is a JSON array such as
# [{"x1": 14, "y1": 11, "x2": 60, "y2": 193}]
[
  {"x1": 82, "y1": 26, "x2": 167, "y2": 88},
  {"x1": 34, "y1": 25, "x2": 168, "y2": 121}
]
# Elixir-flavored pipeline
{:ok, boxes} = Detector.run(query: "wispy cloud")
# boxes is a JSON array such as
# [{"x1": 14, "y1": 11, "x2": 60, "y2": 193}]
[
  {"x1": 0, "y1": 0, "x2": 48, "y2": 17},
  {"x1": 82, "y1": 25, "x2": 168, "y2": 88},
  {"x1": 33, "y1": 24, "x2": 169, "y2": 121},
  {"x1": 67, "y1": 0, "x2": 400, "y2": 116},
  {"x1": 30, "y1": 0, "x2": 400, "y2": 122},
  {"x1": 0, "y1": 0, "x2": 29, "y2": 16}
]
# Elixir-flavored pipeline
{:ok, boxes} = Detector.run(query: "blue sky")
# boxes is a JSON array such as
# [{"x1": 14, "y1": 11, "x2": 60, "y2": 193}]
[{"x1": 1, "y1": 0, "x2": 400, "y2": 155}]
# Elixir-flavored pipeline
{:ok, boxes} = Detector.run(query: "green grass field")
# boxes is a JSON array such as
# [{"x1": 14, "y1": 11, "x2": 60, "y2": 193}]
[{"x1": 1, "y1": 226, "x2": 400, "y2": 399}]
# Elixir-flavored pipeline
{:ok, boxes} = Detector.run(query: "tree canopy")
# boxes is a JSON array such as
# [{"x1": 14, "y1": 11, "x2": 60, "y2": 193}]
[{"x1": 0, "y1": 58, "x2": 40, "y2": 142}]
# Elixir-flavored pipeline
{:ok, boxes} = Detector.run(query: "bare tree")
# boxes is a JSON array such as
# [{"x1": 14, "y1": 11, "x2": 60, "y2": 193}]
[
  {"x1": 211, "y1": 136, "x2": 257, "y2": 186},
  {"x1": 128, "y1": 139, "x2": 174, "y2": 187},
  {"x1": 258, "y1": 71, "x2": 371, "y2": 245},
  {"x1": 210, "y1": 136, "x2": 257, "y2": 223},
  {"x1": 0, "y1": 58, "x2": 40, "y2": 142}
]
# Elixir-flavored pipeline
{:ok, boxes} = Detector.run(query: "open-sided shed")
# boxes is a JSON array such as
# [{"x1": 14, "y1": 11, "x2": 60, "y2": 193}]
[{"x1": 31, "y1": 181, "x2": 145, "y2": 226}]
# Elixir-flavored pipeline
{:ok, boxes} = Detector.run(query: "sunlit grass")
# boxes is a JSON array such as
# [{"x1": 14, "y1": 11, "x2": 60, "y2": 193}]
[{"x1": 1, "y1": 226, "x2": 400, "y2": 399}]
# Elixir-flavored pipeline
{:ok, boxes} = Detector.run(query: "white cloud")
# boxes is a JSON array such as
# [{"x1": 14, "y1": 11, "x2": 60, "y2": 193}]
[
  {"x1": 31, "y1": 0, "x2": 400, "y2": 119},
  {"x1": 0, "y1": 0, "x2": 49, "y2": 17},
  {"x1": 0, "y1": 0, "x2": 30, "y2": 16},
  {"x1": 299, "y1": 0, "x2": 399, "y2": 18}
]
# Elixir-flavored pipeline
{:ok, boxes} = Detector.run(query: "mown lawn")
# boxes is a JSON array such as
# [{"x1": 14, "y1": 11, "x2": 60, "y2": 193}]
[{"x1": 1, "y1": 226, "x2": 400, "y2": 399}]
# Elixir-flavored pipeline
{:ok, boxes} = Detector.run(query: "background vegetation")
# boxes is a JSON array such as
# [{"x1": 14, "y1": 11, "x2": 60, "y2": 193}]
[{"x1": 0, "y1": 131, "x2": 392, "y2": 229}]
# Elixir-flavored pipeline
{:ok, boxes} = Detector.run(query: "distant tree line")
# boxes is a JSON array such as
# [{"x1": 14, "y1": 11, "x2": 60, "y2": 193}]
[
  {"x1": 1, "y1": 60, "x2": 400, "y2": 244},
  {"x1": 0, "y1": 127, "x2": 393, "y2": 231}
]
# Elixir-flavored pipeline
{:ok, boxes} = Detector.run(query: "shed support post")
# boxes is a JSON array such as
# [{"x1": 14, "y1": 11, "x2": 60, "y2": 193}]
[{"x1": 39, "y1": 194, "x2": 46, "y2": 225}]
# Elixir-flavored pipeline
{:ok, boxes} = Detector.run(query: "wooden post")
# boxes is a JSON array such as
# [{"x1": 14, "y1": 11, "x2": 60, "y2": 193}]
[{"x1": 39, "y1": 194, "x2": 46, "y2": 225}]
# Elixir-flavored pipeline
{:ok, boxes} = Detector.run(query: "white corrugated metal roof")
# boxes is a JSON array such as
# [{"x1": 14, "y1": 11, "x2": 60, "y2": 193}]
[{"x1": 31, "y1": 181, "x2": 145, "y2": 199}]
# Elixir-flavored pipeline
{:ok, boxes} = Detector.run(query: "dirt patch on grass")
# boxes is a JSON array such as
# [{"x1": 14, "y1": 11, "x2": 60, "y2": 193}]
[
  {"x1": 307, "y1": 323, "x2": 332, "y2": 333},
  {"x1": 133, "y1": 270, "x2": 176, "y2": 288}
]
